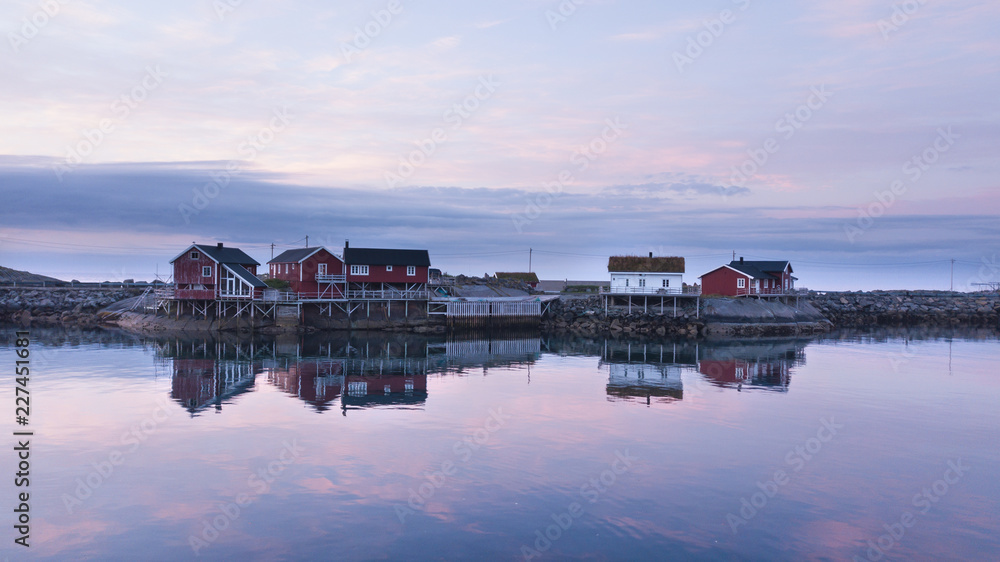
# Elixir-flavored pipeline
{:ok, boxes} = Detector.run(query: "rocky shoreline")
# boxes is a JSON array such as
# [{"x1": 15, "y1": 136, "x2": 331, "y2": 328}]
[
  {"x1": 0, "y1": 287, "x2": 141, "y2": 327},
  {"x1": 810, "y1": 291, "x2": 999, "y2": 327},
  {"x1": 1, "y1": 287, "x2": 997, "y2": 337}
]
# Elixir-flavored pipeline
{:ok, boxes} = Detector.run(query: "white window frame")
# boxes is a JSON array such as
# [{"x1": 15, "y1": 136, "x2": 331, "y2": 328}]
[
  {"x1": 318, "y1": 263, "x2": 327, "y2": 276},
  {"x1": 190, "y1": 251, "x2": 199, "y2": 260},
  {"x1": 202, "y1": 266, "x2": 212, "y2": 277},
  {"x1": 638, "y1": 278, "x2": 645, "y2": 288},
  {"x1": 737, "y1": 277, "x2": 746, "y2": 289},
  {"x1": 386, "y1": 265, "x2": 393, "y2": 272},
  {"x1": 663, "y1": 279, "x2": 669, "y2": 287},
  {"x1": 351, "y1": 265, "x2": 369, "y2": 276},
  {"x1": 406, "y1": 266, "x2": 416, "y2": 276}
]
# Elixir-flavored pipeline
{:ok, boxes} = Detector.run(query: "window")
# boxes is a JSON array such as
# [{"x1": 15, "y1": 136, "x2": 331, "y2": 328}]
[
  {"x1": 284, "y1": 264, "x2": 289, "y2": 274},
  {"x1": 202, "y1": 266, "x2": 212, "y2": 277},
  {"x1": 737, "y1": 278, "x2": 746, "y2": 288},
  {"x1": 638, "y1": 278, "x2": 645, "y2": 288},
  {"x1": 407, "y1": 266, "x2": 416, "y2": 276},
  {"x1": 386, "y1": 265, "x2": 393, "y2": 272},
  {"x1": 351, "y1": 265, "x2": 369, "y2": 275},
  {"x1": 190, "y1": 251, "x2": 199, "y2": 260},
  {"x1": 625, "y1": 279, "x2": 629, "y2": 287},
  {"x1": 662, "y1": 279, "x2": 669, "y2": 287}
]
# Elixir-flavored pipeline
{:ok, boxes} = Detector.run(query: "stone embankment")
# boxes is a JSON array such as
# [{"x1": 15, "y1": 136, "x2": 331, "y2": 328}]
[
  {"x1": 541, "y1": 296, "x2": 706, "y2": 338},
  {"x1": 0, "y1": 287, "x2": 140, "y2": 326},
  {"x1": 541, "y1": 296, "x2": 831, "y2": 337},
  {"x1": 810, "y1": 291, "x2": 999, "y2": 327}
]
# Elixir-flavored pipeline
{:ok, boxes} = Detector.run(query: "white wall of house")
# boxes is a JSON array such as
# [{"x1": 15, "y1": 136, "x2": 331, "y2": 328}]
[{"x1": 609, "y1": 272, "x2": 684, "y2": 293}]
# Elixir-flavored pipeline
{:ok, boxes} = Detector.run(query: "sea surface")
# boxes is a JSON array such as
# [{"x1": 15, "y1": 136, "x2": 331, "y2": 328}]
[{"x1": 0, "y1": 326, "x2": 998, "y2": 561}]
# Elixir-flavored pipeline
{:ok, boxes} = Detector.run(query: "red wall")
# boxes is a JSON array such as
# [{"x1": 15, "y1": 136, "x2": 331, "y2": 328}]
[
  {"x1": 347, "y1": 265, "x2": 429, "y2": 284},
  {"x1": 174, "y1": 250, "x2": 217, "y2": 286},
  {"x1": 270, "y1": 249, "x2": 345, "y2": 295},
  {"x1": 700, "y1": 267, "x2": 748, "y2": 297}
]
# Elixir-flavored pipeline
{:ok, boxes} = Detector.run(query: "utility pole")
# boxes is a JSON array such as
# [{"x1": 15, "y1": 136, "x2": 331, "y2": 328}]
[
  {"x1": 732, "y1": 250, "x2": 736, "y2": 261},
  {"x1": 305, "y1": 235, "x2": 309, "y2": 248},
  {"x1": 271, "y1": 243, "x2": 275, "y2": 260},
  {"x1": 529, "y1": 248, "x2": 532, "y2": 273},
  {"x1": 951, "y1": 258, "x2": 955, "y2": 291}
]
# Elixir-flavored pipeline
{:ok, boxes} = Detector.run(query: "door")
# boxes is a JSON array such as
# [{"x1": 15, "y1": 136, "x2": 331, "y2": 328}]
[
  {"x1": 318, "y1": 263, "x2": 327, "y2": 277},
  {"x1": 753, "y1": 279, "x2": 759, "y2": 294}
]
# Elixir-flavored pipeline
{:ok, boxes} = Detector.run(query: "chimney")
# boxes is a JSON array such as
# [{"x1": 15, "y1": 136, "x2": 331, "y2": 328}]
[
  {"x1": 217, "y1": 243, "x2": 223, "y2": 249},
  {"x1": 649, "y1": 252, "x2": 653, "y2": 258},
  {"x1": 739, "y1": 256, "x2": 744, "y2": 264},
  {"x1": 344, "y1": 239, "x2": 349, "y2": 249}
]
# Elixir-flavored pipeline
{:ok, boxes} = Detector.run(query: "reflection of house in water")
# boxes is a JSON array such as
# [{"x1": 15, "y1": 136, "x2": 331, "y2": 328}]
[
  {"x1": 426, "y1": 336, "x2": 541, "y2": 375},
  {"x1": 696, "y1": 340, "x2": 807, "y2": 392},
  {"x1": 267, "y1": 359, "x2": 344, "y2": 412},
  {"x1": 160, "y1": 339, "x2": 265, "y2": 415},
  {"x1": 600, "y1": 341, "x2": 699, "y2": 405},
  {"x1": 156, "y1": 332, "x2": 543, "y2": 415}
]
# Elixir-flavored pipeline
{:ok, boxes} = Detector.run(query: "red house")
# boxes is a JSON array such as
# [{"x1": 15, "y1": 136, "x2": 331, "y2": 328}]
[
  {"x1": 699, "y1": 258, "x2": 795, "y2": 297},
  {"x1": 268, "y1": 247, "x2": 345, "y2": 298},
  {"x1": 170, "y1": 243, "x2": 266, "y2": 300},
  {"x1": 343, "y1": 242, "x2": 430, "y2": 298}
]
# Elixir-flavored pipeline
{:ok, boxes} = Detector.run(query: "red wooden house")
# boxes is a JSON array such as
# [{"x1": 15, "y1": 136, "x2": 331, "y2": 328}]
[
  {"x1": 699, "y1": 258, "x2": 795, "y2": 297},
  {"x1": 268, "y1": 247, "x2": 345, "y2": 298},
  {"x1": 343, "y1": 242, "x2": 430, "y2": 298},
  {"x1": 170, "y1": 243, "x2": 266, "y2": 300}
]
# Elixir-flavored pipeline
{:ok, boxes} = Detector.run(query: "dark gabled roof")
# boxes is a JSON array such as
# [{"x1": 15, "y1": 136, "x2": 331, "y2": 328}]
[
  {"x1": 223, "y1": 264, "x2": 267, "y2": 288},
  {"x1": 495, "y1": 272, "x2": 539, "y2": 283},
  {"x1": 269, "y1": 247, "x2": 333, "y2": 264},
  {"x1": 344, "y1": 248, "x2": 430, "y2": 267},
  {"x1": 171, "y1": 244, "x2": 259, "y2": 266},
  {"x1": 734, "y1": 260, "x2": 792, "y2": 274},
  {"x1": 727, "y1": 260, "x2": 791, "y2": 280},
  {"x1": 608, "y1": 256, "x2": 685, "y2": 273}
]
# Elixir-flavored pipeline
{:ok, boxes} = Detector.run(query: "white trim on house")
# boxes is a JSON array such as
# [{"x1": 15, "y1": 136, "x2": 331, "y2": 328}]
[{"x1": 351, "y1": 265, "x2": 369, "y2": 276}]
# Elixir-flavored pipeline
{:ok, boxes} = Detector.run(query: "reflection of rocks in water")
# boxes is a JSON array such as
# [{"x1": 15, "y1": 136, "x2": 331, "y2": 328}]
[
  {"x1": 696, "y1": 339, "x2": 808, "y2": 392},
  {"x1": 600, "y1": 341, "x2": 698, "y2": 405}
]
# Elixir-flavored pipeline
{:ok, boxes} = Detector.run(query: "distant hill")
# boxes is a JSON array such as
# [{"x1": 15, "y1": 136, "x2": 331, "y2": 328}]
[{"x1": 0, "y1": 265, "x2": 65, "y2": 284}]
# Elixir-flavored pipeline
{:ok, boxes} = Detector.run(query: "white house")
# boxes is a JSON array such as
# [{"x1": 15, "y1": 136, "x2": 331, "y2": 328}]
[{"x1": 607, "y1": 254, "x2": 685, "y2": 294}]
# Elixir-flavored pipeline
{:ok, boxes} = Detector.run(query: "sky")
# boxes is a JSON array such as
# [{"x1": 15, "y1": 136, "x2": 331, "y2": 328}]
[{"x1": 1, "y1": 0, "x2": 998, "y2": 290}]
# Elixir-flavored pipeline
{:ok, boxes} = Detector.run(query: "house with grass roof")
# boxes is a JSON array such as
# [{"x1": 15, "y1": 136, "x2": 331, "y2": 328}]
[{"x1": 607, "y1": 253, "x2": 686, "y2": 294}]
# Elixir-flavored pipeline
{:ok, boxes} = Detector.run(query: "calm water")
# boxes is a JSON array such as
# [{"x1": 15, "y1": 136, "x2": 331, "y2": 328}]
[{"x1": 1, "y1": 327, "x2": 998, "y2": 561}]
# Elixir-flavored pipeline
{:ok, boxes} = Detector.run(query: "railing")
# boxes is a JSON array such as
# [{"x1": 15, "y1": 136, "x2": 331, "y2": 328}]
[
  {"x1": 155, "y1": 287, "x2": 429, "y2": 302},
  {"x1": 315, "y1": 274, "x2": 346, "y2": 283},
  {"x1": 600, "y1": 286, "x2": 701, "y2": 296},
  {"x1": 736, "y1": 287, "x2": 794, "y2": 296}
]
